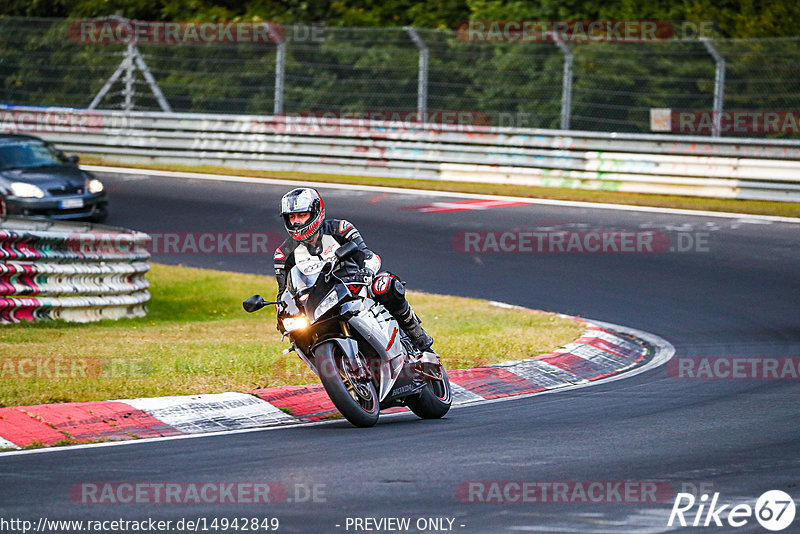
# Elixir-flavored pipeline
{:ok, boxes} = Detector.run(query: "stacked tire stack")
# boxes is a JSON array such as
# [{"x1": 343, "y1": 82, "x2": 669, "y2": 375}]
[{"x1": 0, "y1": 216, "x2": 151, "y2": 323}]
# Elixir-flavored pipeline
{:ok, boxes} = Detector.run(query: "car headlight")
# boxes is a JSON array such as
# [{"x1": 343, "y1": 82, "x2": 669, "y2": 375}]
[
  {"x1": 314, "y1": 289, "x2": 340, "y2": 321},
  {"x1": 88, "y1": 179, "x2": 104, "y2": 194},
  {"x1": 10, "y1": 182, "x2": 44, "y2": 198},
  {"x1": 282, "y1": 315, "x2": 309, "y2": 332}
]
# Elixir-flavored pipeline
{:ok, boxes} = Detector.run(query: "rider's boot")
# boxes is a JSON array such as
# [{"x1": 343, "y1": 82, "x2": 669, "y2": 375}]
[{"x1": 395, "y1": 301, "x2": 434, "y2": 351}]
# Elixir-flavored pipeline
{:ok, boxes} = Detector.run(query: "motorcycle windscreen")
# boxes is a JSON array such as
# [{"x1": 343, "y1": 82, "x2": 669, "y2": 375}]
[{"x1": 288, "y1": 261, "x2": 324, "y2": 294}]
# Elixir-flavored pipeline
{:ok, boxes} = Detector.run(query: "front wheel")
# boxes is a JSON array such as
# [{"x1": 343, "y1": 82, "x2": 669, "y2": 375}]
[
  {"x1": 315, "y1": 345, "x2": 379, "y2": 428},
  {"x1": 407, "y1": 366, "x2": 452, "y2": 419}
]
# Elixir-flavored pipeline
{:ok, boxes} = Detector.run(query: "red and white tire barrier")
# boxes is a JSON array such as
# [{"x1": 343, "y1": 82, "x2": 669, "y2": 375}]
[{"x1": 0, "y1": 217, "x2": 151, "y2": 323}]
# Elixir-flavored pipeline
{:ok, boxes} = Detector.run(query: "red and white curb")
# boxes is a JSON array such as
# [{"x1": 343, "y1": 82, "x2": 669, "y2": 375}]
[{"x1": 0, "y1": 312, "x2": 673, "y2": 451}]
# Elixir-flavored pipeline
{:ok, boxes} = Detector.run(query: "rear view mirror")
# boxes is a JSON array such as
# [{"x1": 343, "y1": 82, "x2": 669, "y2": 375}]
[
  {"x1": 68, "y1": 155, "x2": 80, "y2": 164},
  {"x1": 243, "y1": 294, "x2": 268, "y2": 313}
]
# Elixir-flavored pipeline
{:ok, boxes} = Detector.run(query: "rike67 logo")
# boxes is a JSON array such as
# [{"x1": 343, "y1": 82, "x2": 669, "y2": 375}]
[{"x1": 668, "y1": 490, "x2": 796, "y2": 531}]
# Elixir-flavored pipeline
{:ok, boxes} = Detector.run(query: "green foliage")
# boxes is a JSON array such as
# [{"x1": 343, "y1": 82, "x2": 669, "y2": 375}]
[
  {"x1": 1, "y1": 3, "x2": 798, "y2": 134},
  {"x1": 2, "y1": 0, "x2": 800, "y2": 37}
]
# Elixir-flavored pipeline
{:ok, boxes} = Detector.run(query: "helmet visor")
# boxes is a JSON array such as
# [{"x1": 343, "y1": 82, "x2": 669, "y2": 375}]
[{"x1": 281, "y1": 189, "x2": 317, "y2": 215}]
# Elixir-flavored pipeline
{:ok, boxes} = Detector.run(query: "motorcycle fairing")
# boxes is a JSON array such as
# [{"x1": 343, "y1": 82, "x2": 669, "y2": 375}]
[{"x1": 348, "y1": 300, "x2": 407, "y2": 401}]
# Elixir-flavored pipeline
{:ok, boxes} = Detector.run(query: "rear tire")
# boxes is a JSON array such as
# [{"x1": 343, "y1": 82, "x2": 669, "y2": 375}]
[
  {"x1": 407, "y1": 366, "x2": 452, "y2": 419},
  {"x1": 316, "y1": 347, "x2": 379, "y2": 428}
]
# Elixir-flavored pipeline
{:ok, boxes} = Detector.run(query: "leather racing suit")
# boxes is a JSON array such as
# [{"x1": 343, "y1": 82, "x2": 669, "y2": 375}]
[{"x1": 273, "y1": 218, "x2": 433, "y2": 350}]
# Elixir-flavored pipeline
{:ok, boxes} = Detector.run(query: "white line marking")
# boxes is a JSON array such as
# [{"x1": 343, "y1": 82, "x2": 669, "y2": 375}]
[
  {"x1": 123, "y1": 392, "x2": 294, "y2": 433},
  {"x1": 0, "y1": 437, "x2": 20, "y2": 450}
]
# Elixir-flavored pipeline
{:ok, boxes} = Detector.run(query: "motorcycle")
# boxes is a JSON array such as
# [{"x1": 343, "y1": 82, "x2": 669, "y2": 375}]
[{"x1": 243, "y1": 242, "x2": 452, "y2": 427}]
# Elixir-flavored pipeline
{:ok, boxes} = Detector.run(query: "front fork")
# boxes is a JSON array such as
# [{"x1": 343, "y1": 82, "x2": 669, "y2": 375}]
[{"x1": 287, "y1": 321, "x2": 372, "y2": 381}]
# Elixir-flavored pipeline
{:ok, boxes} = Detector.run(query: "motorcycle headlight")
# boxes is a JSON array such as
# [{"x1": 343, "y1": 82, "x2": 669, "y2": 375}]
[
  {"x1": 314, "y1": 289, "x2": 340, "y2": 321},
  {"x1": 10, "y1": 182, "x2": 44, "y2": 198},
  {"x1": 88, "y1": 179, "x2": 104, "y2": 194},
  {"x1": 282, "y1": 315, "x2": 309, "y2": 332}
]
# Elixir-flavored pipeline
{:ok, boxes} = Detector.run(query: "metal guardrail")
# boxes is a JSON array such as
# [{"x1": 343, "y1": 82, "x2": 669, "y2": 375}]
[
  {"x1": 3, "y1": 106, "x2": 800, "y2": 201},
  {"x1": 0, "y1": 216, "x2": 151, "y2": 323}
]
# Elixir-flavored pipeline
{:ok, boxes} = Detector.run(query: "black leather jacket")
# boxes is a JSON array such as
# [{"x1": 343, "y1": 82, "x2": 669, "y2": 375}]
[{"x1": 273, "y1": 219, "x2": 375, "y2": 294}]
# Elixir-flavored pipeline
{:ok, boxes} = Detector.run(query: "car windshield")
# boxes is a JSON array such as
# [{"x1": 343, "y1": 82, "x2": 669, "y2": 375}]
[
  {"x1": 0, "y1": 142, "x2": 63, "y2": 169},
  {"x1": 288, "y1": 260, "x2": 325, "y2": 294}
]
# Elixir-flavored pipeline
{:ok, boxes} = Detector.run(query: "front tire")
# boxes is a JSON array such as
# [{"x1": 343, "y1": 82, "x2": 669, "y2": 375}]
[
  {"x1": 407, "y1": 366, "x2": 452, "y2": 419},
  {"x1": 315, "y1": 346, "x2": 379, "y2": 428}
]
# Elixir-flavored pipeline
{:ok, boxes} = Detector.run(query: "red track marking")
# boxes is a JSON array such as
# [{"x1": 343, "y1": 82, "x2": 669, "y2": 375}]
[
  {"x1": 576, "y1": 336, "x2": 644, "y2": 362},
  {"x1": 81, "y1": 402, "x2": 183, "y2": 438},
  {"x1": 250, "y1": 385, "x2": 337, "y2": 421},
  {"x1": 16, "y1": 402, "x2": 181, "y2": 443},
  {"x1": 0, "y1": 407, "x2": 67, "y2": 447},
  {"x1": 535, "y1": 352, "x2": 617, "y2": 380},
  {"x1": 404, "y1": 199, "x2": 529, "y2": 213}
]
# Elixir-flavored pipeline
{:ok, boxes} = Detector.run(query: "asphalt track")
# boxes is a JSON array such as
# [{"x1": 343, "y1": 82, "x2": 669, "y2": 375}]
[{"x1": 1, "y1": 171, "x2": 799, "y2": 533}]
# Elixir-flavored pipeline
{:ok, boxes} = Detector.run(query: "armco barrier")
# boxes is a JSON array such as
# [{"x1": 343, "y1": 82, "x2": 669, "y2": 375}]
[
  {"x1": 0, "y1": 216, "x2": 151, "y2": 323},
  {"x1": 3, "y1": 106, "x2": 800, "y2": 201}
]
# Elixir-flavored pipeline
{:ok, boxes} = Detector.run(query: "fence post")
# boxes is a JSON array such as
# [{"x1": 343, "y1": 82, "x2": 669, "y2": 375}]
[
  {"x1": 405, "y1": 27, "x2": 428, "y2": 124},
  {"x1": 274, "y1": 41, "x2": 286, "y2": 115},
  {"x1": 122, "y1": 44, "x2": 136, "y2": 112},
  {"x1": 552, "y1": 34, "x2": 573, "y2": 131},
  {"x1": 700, "y1": 37, "x2": 725, "y2": 137}
]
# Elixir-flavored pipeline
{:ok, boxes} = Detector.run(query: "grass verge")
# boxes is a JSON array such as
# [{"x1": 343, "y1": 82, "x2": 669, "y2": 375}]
[
  {"x1": 0, "y1": 263, "x2": 584, "y2": 407},
  {"x1": 80, "y1": 156, "x2": 800, "y2": 218}
]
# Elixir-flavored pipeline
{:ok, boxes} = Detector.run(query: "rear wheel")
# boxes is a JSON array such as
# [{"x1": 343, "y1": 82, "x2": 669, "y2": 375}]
[
  {"x1": 316, "y1": 347, "x2": 379, "y2": 428},
  {"x1": 407, "y1": 365, "x2": 452, "y2": 419}
]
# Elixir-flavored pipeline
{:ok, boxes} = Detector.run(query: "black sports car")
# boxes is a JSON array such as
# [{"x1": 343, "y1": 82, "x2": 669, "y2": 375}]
[{"x1": 0, "y1": 134, "x2": 108, "y2": 222}]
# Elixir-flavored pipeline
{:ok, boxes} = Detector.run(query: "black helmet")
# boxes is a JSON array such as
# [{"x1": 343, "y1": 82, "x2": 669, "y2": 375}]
[{"x1": 280, "y1": 188, "x2": 325, "y2": 242}]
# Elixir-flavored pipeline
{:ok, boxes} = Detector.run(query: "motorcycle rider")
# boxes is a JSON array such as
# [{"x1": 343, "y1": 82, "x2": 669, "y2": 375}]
[{"x1": 273, "y1": 187, "x2": 434, "y2": 351}]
